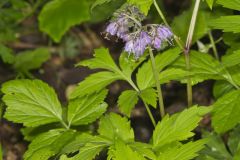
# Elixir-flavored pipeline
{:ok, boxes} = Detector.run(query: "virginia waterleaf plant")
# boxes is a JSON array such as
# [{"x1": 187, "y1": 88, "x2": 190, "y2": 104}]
[{"x1": 2, "y1": 0, "x2": 240, "y2": 160}]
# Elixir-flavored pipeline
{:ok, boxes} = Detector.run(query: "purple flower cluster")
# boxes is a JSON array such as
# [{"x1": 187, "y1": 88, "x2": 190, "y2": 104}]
[{"x1": 105, "y1": 5, "x2": 173, "y2": 59}]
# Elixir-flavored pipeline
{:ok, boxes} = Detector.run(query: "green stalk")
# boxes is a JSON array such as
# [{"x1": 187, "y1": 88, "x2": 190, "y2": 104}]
[
  {"x1": 126, "y1": 77, "x2": 157, "y2": 126},
  {"x1": 149, "y1": 47, "x2": 165, "y2": 118},
  {"x1": 153, "y1": 0, "x2": 201, "y2": 107},
  {"x1": 143, "y1": 101, "x2": 156, "y2": 127},
  {"x1": 184, "y1": 0, "x2": 201, "y2": 107},
  {"x1": 208, "y1": 31, "x2": 219, "y2": 60}
]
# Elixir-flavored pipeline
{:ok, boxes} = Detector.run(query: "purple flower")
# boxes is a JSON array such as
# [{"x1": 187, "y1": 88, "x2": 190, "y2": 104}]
[
  {"x1": 125, "y1": 39, "x2": 134, "y2": 53},
  {"x1": 124, "y1": 31, "x2": 151, "y2": 58},
  {"x1": 140, "y1": 31, "x2": 151, "y2": 45},
  {"x1": 105, "y1": 5, "x2": 174, "y2": 59},
  {"x1": 157, "y1": 26, "x2": 173, "y2": 40},
  {"x1": 116, "y1": 18, "x2": 129, "y2": 38},
  {"x1": 152, "y1": 37, "x2": 162, "y2": 49},
  {"x1": 148, "y1": 25, "x2": 173, "y2": 50},
  {"x1": 106, "y1": 22, "x2": 118, "y2": 35}
]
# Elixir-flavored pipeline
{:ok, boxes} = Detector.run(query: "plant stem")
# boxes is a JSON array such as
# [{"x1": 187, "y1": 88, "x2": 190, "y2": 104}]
[
  {"x1": 184, "y1": 54, "x2": 192, "y2": 107},
  {"x1": 149, "y1": 47, "x2": 165, "y2": 118},
  {"x1": 208, "y1": 31, "x2": 219, "y2": 60},
  {"x1": 184, "y1": 0, "x2": 201, "y2": 107},
  {"x1": 143, "y1": 101, "x2": 156, "y2": 127},
  {"x1": 153, "y1": 0, "x2": 169, "y2": 26},
  {"x1": 126, "y1": 77, "x2": 157, "y2": 126}
]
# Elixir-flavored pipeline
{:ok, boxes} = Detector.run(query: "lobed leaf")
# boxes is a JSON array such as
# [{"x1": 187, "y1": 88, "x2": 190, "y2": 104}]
[
  {"x1": 153, "y1": 106, "x2": 208, "y2": 149},
  {"x1": 209, "y1": 16, "x2": 240, "y2": 33},
  {"x1": 2, "y1": 80, "x2": 63, "y2": 127},
  {"x1": 24, "y1": 129, "x2": 77, "y2": 160},
  {"x1": 98, "y1": 113, "x2": 134, "y2": 142},
  {"x1": 217, "y1": 0, "x2": 240, "y2": 10},
  {"x1": 70, "y1": 71, "x2": 122, "y2": 99},
  {"x1": 212, "y1": 90, "x2": 240, "y2": 133},
  {"x1": 70, "y1": 136, "x2": 110, "y2": 160},
  {"x1": 140, "y1": 88, "x2": 157, "y2": 108},
  {"x1": 221, "y1": 50, "x2": 240, "y2": 68},
  {"x1": 157, "y1": 139, "x2": 207, "y2": 160},
  {"x1": 199, "y1": 131, "x2": 232, "y2": 159},
  {"x1": 111, "y1": 141, "x2": 145, "y2": 160},
  {"x1": 136, "y1": 47, "x2": 181, "y2": 90},
  {"x1": 213, "y1": 80, "x2": 234, "y2": 99},
  {"x1": 118, "y1": 90, "x2": 139, "y2": 117},
  {"x1": 68, "y1": 90, "x2": 108, "y2": 126},
  {"x1": 77, "y1": 47, "x2": 119, "y2": 72}
]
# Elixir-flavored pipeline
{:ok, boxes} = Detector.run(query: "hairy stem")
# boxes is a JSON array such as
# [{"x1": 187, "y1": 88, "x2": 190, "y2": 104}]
[
  {"x1": 184, "y1": 0, "x2": 201, "y2": 107},
  {"x1": 149, "y1": 47, "x2": 165, "y2": 118}
]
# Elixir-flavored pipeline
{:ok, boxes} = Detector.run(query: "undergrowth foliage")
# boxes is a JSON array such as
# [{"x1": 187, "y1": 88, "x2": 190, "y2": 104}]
[{"x1": 1, "y1": 0, "x2": 240, "y2": 160}]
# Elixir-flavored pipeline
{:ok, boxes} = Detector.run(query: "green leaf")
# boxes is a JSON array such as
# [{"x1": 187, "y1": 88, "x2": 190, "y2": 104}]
[
  {"x1": 206, "y1": 0, "x2": 215, "y2": 9},
  {"x1": 129, "y1": 142, "x2": 156, "y2": 160},
  {"x1": 228, "y1": 126, "x2": 240, "y2": 156},
  {"x1": 199, "y1": 131, "x2": 232, "y2": 159},
  {"x1": 27, "y1": 147, "x2": 55, "y2": 160},
  {"x1": 60, "y1": 133, "x2": 95, "y2": 154},
  {"x1": 91, "y1": 0, "x2": 111, "y2": 10},
  {"x1": 213, "y1": 80, "x2": 234, "y2": 99},
  {"x1": 70, "y1": 136, "x2": 110, "y2": 160},
  {"x1": 13, "y1": 48, "x2": 50, "y2": 72},
  {"x1": 71, "y1": 143, "x2": 104, "y2": 160},
  {"x1": 0, "y1": 44, "x2": 15, "y2": 64},
  {"x1": 212, "y1": 90, "x2": 240, "y2": 133},
  {"x1": 90, "y1": 0, "x2": 125, "y2": 23},
  {"x1": 118, "y1": 90, "x2": 139, "y2": 117},
  {"x1": 98, "y1": 113, "x2": 134, "y2": 142},
  {"x1": 2, "y1": 80, "x2": 63, "y2": 127},
  {"x1": 217, "y1": 0, "x2": 240, "y2": 10},
  {"x1": 136, "y1": 47, "x2": 181, "y2": 90},
  {"x1": 24, "y1": 129, "x2": 76, "y2": 160},
  {"x1": 158, "y1": 139, "x2": 207, "y2": 160},
  {"x1": 127, "y1": 0, "x2": 152, "y2": 15},
  {"x1": 70, "y1": 71, "x2": 122, "y2": 99},
  {"x1": 38, "y1": 0, "x2": 90, "y2": 42},
  {"x1": 210, "y1": 16, "x2": 240, "y2": 33},
  {"x1": 68, "y1": 90, "x2": 108, "y2": 126},
  {"x1": 172, "y1": 51, "x2": 227, "y2": 85},
  {"x1": 21, "y1": 124, "x2": 61, "y2": 141},
  {"x1": 171, "y1": 8, "x2": 210, "y2": 43},
  {"x1": 140, "y1": 88, "x2": 157, "y2": 108},
  {"x1": 77, "y1": 47, "x2": 119, "y2": 72},
  {"x1": 119, "y1": 52, "x2": 146, "y2": 78},
  {"x1": 153, "y1": 106, "x2": 207, "y2": 149},
  {"x1": 221, "y1": 50, "x2": 240, "y2": 68},
  {"x1": 159, "y1": 68, "x2": 189, "y2": 84},
  {"x1": 111, "y1": 141, "x2": 145, "y2": 160}
]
